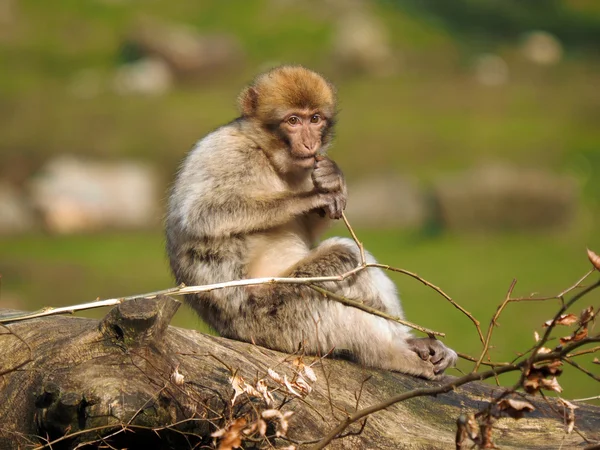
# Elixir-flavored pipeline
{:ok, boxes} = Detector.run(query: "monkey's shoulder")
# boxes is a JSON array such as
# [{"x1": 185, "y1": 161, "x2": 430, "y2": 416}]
[{"x1": 189, "y1": 122, "x2": 256, "y2": 162}]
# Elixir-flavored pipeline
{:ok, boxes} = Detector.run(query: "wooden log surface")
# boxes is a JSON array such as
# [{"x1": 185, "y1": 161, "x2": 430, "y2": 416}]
[{"x1": 0, "y1": 297, "x2": 599, "y2": 449}]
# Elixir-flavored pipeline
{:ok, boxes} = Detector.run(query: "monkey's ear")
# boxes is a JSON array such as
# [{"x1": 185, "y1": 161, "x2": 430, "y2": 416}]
[{"x1": 238, "y1": 86, "x2": 259, "y2": 117}]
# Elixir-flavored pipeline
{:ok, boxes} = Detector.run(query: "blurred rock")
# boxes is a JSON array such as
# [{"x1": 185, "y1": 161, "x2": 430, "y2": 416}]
[
  {"x1": 125, "y1": 19, "x2": 244, "y2": 80},
  {"x1": 331, "y1": 10, "x2": 399, "y2": 77},
  {"x1": 473, "y1": 54, "x2": 509, "y2": 86},
  {"x1": 29, "y1": 156, "x2": 160, "y2": 234},
  {"x1": 433, "y1": 164, "x2": 578, "y2": 232},
  {"x1": 0, "y1": 182, "x2": 36, "y2": 234},
  {"x1": 0, "y1": 0, "x2": 15, "y2": 25},
  {"x1": 345, "y1": 176, "x2": 428, "y2": 229},
  {"x1": 113, "y1": 57, "x2": 173, "y2": 96},
  {"x1": 521, "y1": 31, "x2": 563, "y2": 66}
]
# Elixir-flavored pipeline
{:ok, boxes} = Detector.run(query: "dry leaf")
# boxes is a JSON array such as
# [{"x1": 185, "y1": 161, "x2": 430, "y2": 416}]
[
  {"x1": 543, "y1": 314, "x2": 578, "y2": 327},
  {"x1": 294, "y1": 376, "x2": 312, "y2": 395},
  {"x1": 255, "y1": 379, "x2": 274, "y2": 407},
  {"x1": 533, "y1": 331, "x2": 540, "y2": 342},
  {"x1": 212, "y1": 417, "x2": 247, "y2": 450},
  {"x1": 593, "y1": 358, "x2": 599, "y2": 365},
  {"x1": 540, "y1": 376, "x2": 563, "y2": 393},
  {"x1": 171, "y1": 366, "x2": 185, "y2": 386},
  {"x1": 303, "y1": 364, "x2": 317, "y2": 382},
  {"x1": 261, "y1": 409, "x2": 294, "y2": 437},
  {"x1": 498, "y1": 398, "x2": 535, "y2": 419},
  {"x1": 587, "y1": 248, "x2": 600, "y2": 270},
  {"x1": 579, "y1": 306, "x2": 594, "y2": 326},
  {"x1": 524, "y1": 361, "x2": 563, "y2": 394},
  {"x1": 229, "y1": 374, "x2": 246, "y2": 406},
  {"x1": 558, "y1": 398, "x2": 578, "y2": 434},
  {"x1": 537, "y1": 347, "x2": 552, "y2": 354},
  {"x1": 456, "y1": 413, "x2": 479, "y2": 449},
  {"x1": 283, "y1": 375, "x2": 302, "y2": 397},
  {"x1": 268, "y1": 368, "x2": 284, "y2": 384},
  {"x1": 560, "y1": 329, "x2": 588, "y2": 345},
  {"x1": 261, "y1": 409, "x2": 281, "y2": 420}
]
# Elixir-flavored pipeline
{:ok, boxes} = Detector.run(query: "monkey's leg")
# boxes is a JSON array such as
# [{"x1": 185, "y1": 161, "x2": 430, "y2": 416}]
[{"x1": 236, "y1": 237, "x2": 454, "y2": 379}]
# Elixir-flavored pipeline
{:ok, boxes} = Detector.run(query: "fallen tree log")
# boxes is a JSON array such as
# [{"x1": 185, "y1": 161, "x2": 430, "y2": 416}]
[{"x1": 1, "y1": 297, "x2": 598, "y2": 449}]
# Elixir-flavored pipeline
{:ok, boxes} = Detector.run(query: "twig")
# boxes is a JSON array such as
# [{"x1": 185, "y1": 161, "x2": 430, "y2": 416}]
[
  {"x1": 567, "y1": 346, "x2": 600, "y2": 358},
  {"x1": 474, "y1": 279, "x2": 518, "y2": 371},
  {"x1": 572, "y1": 395, "x2": 600, "y2": 402},
  {"x1": 564, "y1": 357, "x2": 600, "y2": 382},
  {"x1": 341, "y1": 212, "x2": 366, "y2": 266},
  {"x1": 308, "y1": 284, "x2": 444, "y2": 337}
]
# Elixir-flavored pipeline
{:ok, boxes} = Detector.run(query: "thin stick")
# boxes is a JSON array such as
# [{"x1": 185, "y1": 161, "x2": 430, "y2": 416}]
[
  {"x1": 474, "y1": 279, "x2": 517, "y2": 371},
  {"x1": 308, "y1": 284, "x2": 444, "y2": 337},
  {"x1": 341, "y1": 212, "x2": 366, "y2": 266}
]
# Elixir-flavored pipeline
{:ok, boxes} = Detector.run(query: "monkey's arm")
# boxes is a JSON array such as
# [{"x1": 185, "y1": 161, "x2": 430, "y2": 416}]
[{"x1": 184, "y1": 188, "x2": 335, "y2": 238}]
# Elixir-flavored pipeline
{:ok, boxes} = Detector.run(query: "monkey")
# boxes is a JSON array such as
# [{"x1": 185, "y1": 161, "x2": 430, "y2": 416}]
[{"x1": 166, "y1": 65, "x2": 457, "y2": 379}]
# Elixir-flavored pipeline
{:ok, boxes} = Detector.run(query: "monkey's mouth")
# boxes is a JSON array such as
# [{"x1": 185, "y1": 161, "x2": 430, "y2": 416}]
[{"x1": 295, "y1": 155, "x2": 316, "y2": 168}]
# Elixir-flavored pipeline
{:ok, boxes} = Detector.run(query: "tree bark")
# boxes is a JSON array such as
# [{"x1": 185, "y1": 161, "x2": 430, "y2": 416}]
[{"x1": 1, "y1": 297, "x2": 598, "y2": 449}]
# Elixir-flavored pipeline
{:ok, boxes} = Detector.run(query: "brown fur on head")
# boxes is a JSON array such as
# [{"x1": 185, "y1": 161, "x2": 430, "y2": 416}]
[{"x1": 238, "y1": 65, "x2": 336, "y2": 123}]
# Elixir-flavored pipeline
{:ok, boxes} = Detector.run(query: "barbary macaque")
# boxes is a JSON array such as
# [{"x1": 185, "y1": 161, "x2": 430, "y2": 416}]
[{"x1": 166, "y1": 65, "x2": 457, "y2": 379}]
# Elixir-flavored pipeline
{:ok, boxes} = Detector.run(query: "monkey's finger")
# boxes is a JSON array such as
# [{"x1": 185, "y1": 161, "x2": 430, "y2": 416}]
[
  {"x1": 333, "y1": 196, "x2": 344, "y2": 219},
  {"x1": 326, "y1": 200, "x2": 337, "y2": 219},
  {"x1": 430, "y1": 351, "x2": 443, "y2": 365}
]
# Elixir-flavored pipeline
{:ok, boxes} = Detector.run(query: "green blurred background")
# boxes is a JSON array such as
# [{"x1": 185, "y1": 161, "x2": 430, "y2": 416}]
[{"x1": 1, "y1": 0, "x2": 599, "y2": 401}]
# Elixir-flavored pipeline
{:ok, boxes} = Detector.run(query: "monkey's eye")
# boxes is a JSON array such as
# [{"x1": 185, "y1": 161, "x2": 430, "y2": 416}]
[
  {"x1": 287, "y1": 116, "x2": 300, "y2": 125},
  {"x1": 310, "y1": 114, "x2": 321, "y2": 124}
]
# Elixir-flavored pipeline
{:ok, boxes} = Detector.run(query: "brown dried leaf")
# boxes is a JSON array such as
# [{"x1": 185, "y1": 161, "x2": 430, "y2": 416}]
[
  {"x1": 537, "y1": 347, "x2": 552, "y2": 354},
  {"x1": 294, "y1": 376, "x2": 312, "y2": 395},
  {"x1": 303, "y1": 364, "x2": 317, "y2": 382},
  {"x1": 560, "y1": 329, "x2": 588, "y2": 345},
  {"x1": 212, "y1": 417, "x2": 247, "y2": 450},
  {"x1": 543, "y1": 314, "x2": 578, "y2": 327},
  {"x1": 261, "y1": 409, "x2": 294, "y2": 438},
  {"x1": 524, "y1": 361, "x2": 564, "y2": 394},
  {"x1": 278, "y1": 411, "x2": 294, "y2": 437},
  {"x1": 243, "y1": 383, "x2": 262, "y2": 398},
  {"x1": 540, "y1": 376, "x2": 563, "y2": 393},
  {"x1": 498, "y1": 398, "x2": 535, "y2": 419},
  {"x1": 256, "y1": 379, "x2": 274, "y2": 407},
  {"x1": 523, "y1": 376, "x2": 540, "y2": 394},
  {"x1": 480, "y1": 421, "x2": 496, "y2": 449},
  {"x1": 267, "y1": 368, "x2": 284, "y2": 384},
  {"x1": 229, "y1": 374, "x2": 245, "y2": 406},
  {"x1": 558, "y1": 398, "x2": 578, "y2": 434},
  {"x1": 456, "y1": 413, "x2": 479, "y2": 449},
  {"x1": 283, "y1": 375, "x2": 302, "y2": 397},
  {"x1": 171, "y1": 366, "x2": 185, "y2": 386},
  {"x1": 261, "y1": 409, "x2": 281, "y2": 420},
  {"x1": 579, "y1": 306, "x2": 595, "y2": 326},
  {"x1": 587, "y1": 248, "x2": 600, "y2": 270},
  {"x1": 593, "y1": 357, "x2": 600, "y2": 365}
]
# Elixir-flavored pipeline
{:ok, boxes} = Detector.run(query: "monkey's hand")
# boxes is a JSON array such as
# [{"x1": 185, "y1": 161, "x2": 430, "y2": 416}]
[
  {"x1": 312, "y1": 156, "x2": 347, "y2": 220},
  {"x1": 406, "y1": 338, "x2": 458, "y2": 376}
]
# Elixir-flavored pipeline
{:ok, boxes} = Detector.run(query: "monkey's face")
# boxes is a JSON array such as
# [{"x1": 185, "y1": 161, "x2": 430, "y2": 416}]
[{"x1": 279, "y1": 110, "x2": 328, "y2": 169}]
